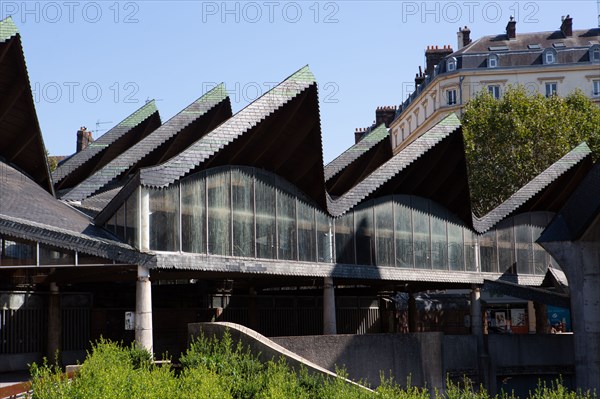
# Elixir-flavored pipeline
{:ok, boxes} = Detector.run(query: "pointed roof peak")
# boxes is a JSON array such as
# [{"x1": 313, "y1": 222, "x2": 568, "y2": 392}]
[{"x1": 0, "y1": 16, "x2": 18, "y2": 42}]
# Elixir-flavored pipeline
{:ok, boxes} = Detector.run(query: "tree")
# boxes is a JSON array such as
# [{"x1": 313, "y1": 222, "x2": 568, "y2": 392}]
[{"x1": 462, "y1": 85, "x2": 600, "y2": 217}]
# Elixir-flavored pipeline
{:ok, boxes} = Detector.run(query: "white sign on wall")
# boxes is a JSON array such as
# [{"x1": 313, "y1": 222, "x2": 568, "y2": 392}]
[{"x1": 124, "y1": 311, "x2": 135, "y2": 331}]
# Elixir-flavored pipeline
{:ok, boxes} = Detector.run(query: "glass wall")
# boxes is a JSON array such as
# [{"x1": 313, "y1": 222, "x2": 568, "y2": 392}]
[{"x1": 113, "y1": 166, "x2": 558, "y2": 277}]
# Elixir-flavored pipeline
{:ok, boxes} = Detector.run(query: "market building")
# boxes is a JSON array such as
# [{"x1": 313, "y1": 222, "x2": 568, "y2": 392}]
[{"x1": 1, "y1": 16, "x2": 599, "y2": 392}]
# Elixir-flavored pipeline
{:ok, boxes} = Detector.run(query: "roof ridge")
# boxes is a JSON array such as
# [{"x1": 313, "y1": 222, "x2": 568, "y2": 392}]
[
  {"x1": 61, "y1": 84, "x2": 229, "y2": 201},
  {"x1": 139, "y1": 67, "x2": 317, "y2": 188},
  {"x1": 473, "y1": 142, "x2": 592, "y2": 233},
  {"x1": 327, "y1": 113, "x2": 461, "y2": 216},
  {"x1": 53, "y1": 101, "x2": 161, "y2": 183},
  {"x1": 0, "y1": 16, "x2": 18, "y2": 43}
]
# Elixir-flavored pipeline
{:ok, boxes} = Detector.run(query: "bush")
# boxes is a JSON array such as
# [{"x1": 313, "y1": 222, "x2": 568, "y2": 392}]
[{"x1": 30, "y1": 335, "x2": 598, "y2": 399}]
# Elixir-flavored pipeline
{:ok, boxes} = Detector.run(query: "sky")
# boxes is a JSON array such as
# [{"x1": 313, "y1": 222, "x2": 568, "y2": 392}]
[{"x1": 4, "y1": 0, "x2": 599, "y2": 163}]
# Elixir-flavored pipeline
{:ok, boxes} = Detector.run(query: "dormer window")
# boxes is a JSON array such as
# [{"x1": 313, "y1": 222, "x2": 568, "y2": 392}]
[
  {"x1": 590, "y1": 45, "x2": 600, "y2": 62},
  {"x1": 488, "y1": 54, "x2": 499, "y2": 68},
  {"x1": 543, "y1": 48, "x2": 557, "y2": 65},
  {"x1": 447, "y1": 57, "x2": 457, "y2": 72}
]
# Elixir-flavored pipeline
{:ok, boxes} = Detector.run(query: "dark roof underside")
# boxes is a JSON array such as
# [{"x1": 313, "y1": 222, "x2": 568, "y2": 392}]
[
  {"x1": 325, "y1": 124, "x2": 392, "y2": 197},
  {"x1": 328, "y1": 114, "x2": 472, "y2": 222},
  {"x1": 61, "y1": 86, "x2": 232, "y2": 201},
  {"x1": 0, "y1": 18, "x2": 53, "y2": 194},
  {"x1": 140, "y1": 66, "x2": 327, "y2": 208},
  {"x1": 52, "y1": 101, "x2": 161, "y2": 191}
]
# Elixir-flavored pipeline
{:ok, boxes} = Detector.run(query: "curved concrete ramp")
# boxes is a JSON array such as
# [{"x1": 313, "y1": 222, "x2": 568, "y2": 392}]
[{"x1": 188, "y1": 322, "x2": 372, "y2": 392}]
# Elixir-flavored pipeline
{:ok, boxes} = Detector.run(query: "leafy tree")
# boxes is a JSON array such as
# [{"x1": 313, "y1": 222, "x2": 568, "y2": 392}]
[{"x1": 461, "y1": 86, "x2": 600, "y2": 217}]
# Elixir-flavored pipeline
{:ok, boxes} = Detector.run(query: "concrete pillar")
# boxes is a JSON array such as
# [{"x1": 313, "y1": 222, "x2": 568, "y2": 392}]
[
  {"x1": 408, "y1": 293, "x2": 418, "y2": 332},
  {"x1": 540, "y1": 241, "x2": 600, "y2": 391},
  {"x1": 323, "y1": 277, "x2": 336, "y2": 335},
  {"x1": 135, "y1": 265, "x2": 153, "y2": 354},
  {"x1": 534, "y1": 302, "x2": 549, "y2": 334},
  {"x1": 47, "y1": 282, "x2": 61, "y2": 363}
]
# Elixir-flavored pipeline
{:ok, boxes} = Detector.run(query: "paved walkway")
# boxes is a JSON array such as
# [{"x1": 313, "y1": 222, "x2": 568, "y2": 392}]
[{"x1": 0, "y1": 371, "x2": 30, "y2": 388}]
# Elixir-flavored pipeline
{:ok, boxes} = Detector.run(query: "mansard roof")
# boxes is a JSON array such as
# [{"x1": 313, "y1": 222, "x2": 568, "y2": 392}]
[
  {"x1": 327, "y1": 114, "x2": 472, "y2": 222},
  {"x1": 0, "y1": 17, "x2": 53, "y2": 194},
  {"x1": 139, "y1": 65, "x2": 326, "y2": 208},
  {"x1": 325, "y1": 124, "x2": 392, "y2": 197},
  {"x1": 53, "y1": 100, "x2": 161, "y2": 191},
  {"x1": 61, "y1": 85, "x2": 232, "y2": 201},
  {"x1": 474, "y1": 143, "x2": 593, "y2": 233}
]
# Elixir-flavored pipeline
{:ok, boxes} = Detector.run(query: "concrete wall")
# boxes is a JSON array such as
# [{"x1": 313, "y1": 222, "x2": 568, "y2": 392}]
[
  {"x1": 272, "y1": 332, "x2": 445, "y2": 390},
  {"x1": 488, "y1": 333, "x2": 574, "y2": 368}
]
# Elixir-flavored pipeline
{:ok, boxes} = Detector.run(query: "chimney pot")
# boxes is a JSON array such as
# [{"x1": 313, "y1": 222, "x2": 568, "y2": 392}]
[
  {"x1": 506, "y1": 16, "x2": 516, "y2": 39},
  {"x1": 560, "y1": 14, "x2": 572, "y2": 37}
]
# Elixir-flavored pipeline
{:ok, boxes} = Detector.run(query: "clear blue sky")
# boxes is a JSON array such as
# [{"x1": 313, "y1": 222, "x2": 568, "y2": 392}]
[{"x1": 6, "y1": 0, "x2": 599, "y2": 162}]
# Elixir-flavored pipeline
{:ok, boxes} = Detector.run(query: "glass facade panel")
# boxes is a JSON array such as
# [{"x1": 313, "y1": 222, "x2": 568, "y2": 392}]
[
  {"x1": 207, "y1": 169, "x2": 231, "y2": 256},
  {"x1": 39, "y1": 244, "x2": 75, "y2": 265},
  {"x1": 149, "y1": 186, "x2": 179, "y2": 251},
  {"x1": 181, "y1": 173, "x2": 206, "y2": 253},
  {"x1": 394, "y1": 198, "x2": 413, "y2": 268},
  {"x1": 355, "y1": 206, "x2": 374, "y2": 265},
  {"x1": 429, "y1": 202, "x2": 447, "y2": 270},
  {"x1": 255, "y1": 173, "x2": 276, "y2": 259},
  {"x1": 106, "y1": 214, "x2": 116, "y2": 235},
  {"x1": 412, "y1": 197, "x2": 431, "y2": 269},
  {"x1": 514, "y1": 214, "x2": 533, "y2": 274},
  {"x1": 277, "y1": 191, "x2": 297, "y2": 260},
  {"x1": 531, "y1": 212, "x2": 552, "y2": 275},
  {"x1": 464, "y1": 229, "x2": 477, "y2": 272},
  {"x1": 125, "y1": 189, "x2": 139, "y2": 247},
  {"x1": 297, "y1": 201, "x2": 316, "y2": 262},
  {"x1": 497, "y1": 219, "x2": 515, "y2": 274},
  {"x1": 375, "y1": 200, "x2": 394, "y2": 266},
  {"x1": 335, "y1": 212, "x2": 354, "y2": 264},
  {"x1": 480, "y1": 230, "x2": 497, "y2": 273},
  {"x1": 316, "y1": 210, "x2": 333, "y2": 263},
  {"x1": 447, "y1": 222, "x2": 464, "y2": 271},
  {"x1": 0, "y1": 237, "x2": 36, "y2": 266},
  {"x1": 232, "y1": 169, "x2": 254, "y2": 257}
]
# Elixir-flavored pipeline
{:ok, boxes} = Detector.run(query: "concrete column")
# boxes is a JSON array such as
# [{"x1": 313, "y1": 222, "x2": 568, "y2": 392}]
[
  {"x1": 47, "y1": 282, "x2": 61, "y2": 363},
  {"x1": 140, "y1": 189, "x2": 150, "y2": 251},
  {"x1": 135, "y1": 265, "x2": 153, "y2": 354},
  {"x1": 540, "y1": 241, "x2": 600, "y2": 391},
  {"x1": 408, "y1": 293, "x2": 418, "y2": 332},
  {"x1": 323, "y1": 277, "x2": 336, "y2": 335},
  {"x1": 534, "y1": 302, "x2": 549, "y2": 334}
]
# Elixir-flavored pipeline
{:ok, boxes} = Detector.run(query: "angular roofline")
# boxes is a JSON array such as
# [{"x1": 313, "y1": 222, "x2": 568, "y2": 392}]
[
  {"x1": 473, "y1": 142, "x2": 592, "y2": 233},
  {"x1": 0, "y1": 17, "x2": 54, "y2": 195},
  {"x1": 0, "y1": 213, "x2": 150, "y2": 266},
  {"x1": 327, "y1": 113, "x2": 462, "y2": 217},
  {"x1": 60, "y1": 84, "x2": 230, "y2": 201},
  {"x1": 139, "y1": 65, "x2": 317, "y2": 188},
  {"x1": 324, "y1": 123, "x2": 389, "y2": 182},
  {"x1": 52, "y1": 100, "x2": 160, "y2": 184},
  {"x1": 538, "y1": 157, "x2": 600, "y2": 243}
]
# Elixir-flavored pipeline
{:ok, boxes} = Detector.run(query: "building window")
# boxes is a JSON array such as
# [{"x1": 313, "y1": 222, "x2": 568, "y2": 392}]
[
  {"x1": 545, "y1": 82, "x2": 557, "y2": 97},
  {"x1": 447, "y1": 57, "x2": 457, "y2": 72},
  {"x1": 590, "y1": 45, "x2": 600, "y2": 62},
  {"x1": 488, "y1": 85, "x2": 501, "y2": 99},
  {"x1": 593, "y1": 80, "x2": 600, "y2": 97},
  {"x1": 447, "y1": 89, "x2": 457, "y2": 105},
  {"x1": 488, "y1": 54, "x2": 498, "y2": 68},
  {"x1": 544, "y1": 49, "x2": 556, "y2": 65}
]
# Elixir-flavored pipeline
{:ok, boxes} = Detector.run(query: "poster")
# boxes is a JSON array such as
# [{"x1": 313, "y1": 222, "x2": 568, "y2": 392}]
[{"x1": 495, "y1": 311, "x2": 506, "y2": 327}]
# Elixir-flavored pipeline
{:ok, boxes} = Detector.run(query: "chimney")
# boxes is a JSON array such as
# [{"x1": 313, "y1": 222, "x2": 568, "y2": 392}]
[
  {"x1": 375, "y1": 106, "x2": 397, "y2": 128},
  {"x1": 415, "y1": 66, "x2": 426, "y2": 87},
  {"x1": 506, "y1": 16, "x2": 516, "y2": 39},
  {"x1": 76, "y1": 126, "x2": 93, "y2": 152},
  {"x1": 425, "y1": 45, "x2": 454, "y2": 76},
  {"x1": 457, "y1": 26, "x2": 471, "y2": 49},
  {"x1": 354, "y1": 128, "x2": 365, "y2": 144},
  {"x1": 560, "y1": 15, "x2": 573, "y2": 37}
]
